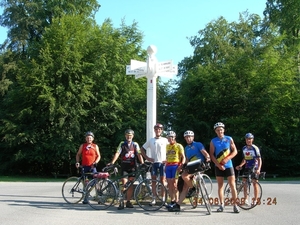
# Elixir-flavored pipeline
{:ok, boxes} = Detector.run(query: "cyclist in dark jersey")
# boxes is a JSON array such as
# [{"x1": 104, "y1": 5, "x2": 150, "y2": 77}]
[{"x1": 108, "y1": 129, "x2": 144, "y2": 210}]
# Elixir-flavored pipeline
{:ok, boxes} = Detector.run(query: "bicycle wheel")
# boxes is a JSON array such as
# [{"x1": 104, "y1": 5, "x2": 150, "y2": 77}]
[
  {"x1": 135, "y1": 179, "x2": 167, "y2": 211},
  {"x1": 202, "y1": 174, "x2": 213, "y2": 197},
  {"x1": 199, "y1": 178, "x2": 212, "y2": 215},
  {"x1": 86, "y1": 178, "x2": 117, "y2": 210},
  {"x1": 237, "y1": 181, "x2": 262, "y2": 210},
  {"x1": 62, "y1": 176, "x2": 84, "y2": 204}
]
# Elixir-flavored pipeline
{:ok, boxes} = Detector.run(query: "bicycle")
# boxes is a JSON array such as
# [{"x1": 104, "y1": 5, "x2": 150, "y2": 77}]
[
  {"x1": 61, "y1": 167, "x2": 94, "y2": 204},
  {"x1": 84, "y1": 162, "x2": 168, "y2": 211},
  {"x1": 224, "y1": 167, "x2": 266, "y2": 210},
  {"x1": 185, "y1": 160, "x2": 212, "y2": 215}
]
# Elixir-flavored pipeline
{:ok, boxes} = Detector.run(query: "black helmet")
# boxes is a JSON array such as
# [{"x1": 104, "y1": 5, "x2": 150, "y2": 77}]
[
  {"x1": 85, "y1": 131, "x2": 94, "y2": 137},
  {"x1": 125, "y1": 129, "x2": 134, "y2": 135},
  {"x1": 154, "y1": 123, "x2": 164, "y2": 129}
]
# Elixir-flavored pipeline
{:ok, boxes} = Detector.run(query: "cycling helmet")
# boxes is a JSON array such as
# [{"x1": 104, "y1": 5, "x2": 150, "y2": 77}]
[
  {"x1": 184, "y1": 130, "x2": 194, "y2": 137},
  {"x1": 213, "y1": 122, "x2": 225, "y2": 130},
  {"x1": 167, "y1": 131, "x2": 176, "y2": 137},
  {"x1": 245, "y1": 133, "x2": 254, "y2": 139},
  {"x1": 154, "y1": 123, "x2": 164, "y2": 129},
  {"x1": 85, "y1": 131, "x2": 94, "y2": 137},
  {"x1": 125, "y1": 129, "x2": 134, "y2": 135}
]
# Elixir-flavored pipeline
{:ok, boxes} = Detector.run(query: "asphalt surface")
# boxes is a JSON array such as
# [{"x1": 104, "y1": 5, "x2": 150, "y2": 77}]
[{"x1": 0, "y1": 180, "x2": 299, "y2": 225}]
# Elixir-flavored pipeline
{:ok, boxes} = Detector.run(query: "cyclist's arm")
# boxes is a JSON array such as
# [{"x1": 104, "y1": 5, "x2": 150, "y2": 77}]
[
  {"x1": 221, "y1": 138, "x2": 238, "y2": 165},
  {"x1": 256, "y1": 157, "x2": 262, "y2": 173},
  {"x1": 110, "y1": 152, "x2": 120, "y2": 165},
  {"x1": 137, "y1": 153, "x2": 144, "y2": 164},
  {"x1": 200, "y1": 149, "x2": 210, "y2": 162},
  {"x1": 94, "y1": 145, "x2": 101, "y2": 164},
  {"x1": 209, "y1": 141, "x2": 224, "y2": 170},
  {"x1": 140, "y1": 147, "x2": 153, "y2": 162},
  {"x1": 75, "y1": 145, "x2": 83, "y2": 167},
  {"x1": 236, "y1": 159, "x2": 246, "y2": 170}
]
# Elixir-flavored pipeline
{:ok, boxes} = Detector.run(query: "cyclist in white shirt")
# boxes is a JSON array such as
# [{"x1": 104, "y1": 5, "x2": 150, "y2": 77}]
[{"x1": 140, "y1": 123, "x2": 168, "y2": 205}]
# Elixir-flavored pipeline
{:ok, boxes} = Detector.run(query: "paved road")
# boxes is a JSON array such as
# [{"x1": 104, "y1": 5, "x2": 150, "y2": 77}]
[{"x1": 0, "y1": 180, "x2": 299, "y2": 225}]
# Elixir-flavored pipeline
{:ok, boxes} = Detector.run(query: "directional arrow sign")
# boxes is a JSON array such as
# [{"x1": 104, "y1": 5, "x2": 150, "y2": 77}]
[
  {"x1": 157, "y1": 60, "x2": 173, "y2": 72},
  {"x1": 130, "y1": 60, "x2": 147, "y2": 70},
  {"x1": 126, "y1": 65, "x2": 147, "y2": 75}
]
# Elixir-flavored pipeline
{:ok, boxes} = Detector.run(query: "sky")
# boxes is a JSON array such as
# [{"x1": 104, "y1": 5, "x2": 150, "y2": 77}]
[{"x1": 0, "y1": 0, "x2": 267, "y2": 66}]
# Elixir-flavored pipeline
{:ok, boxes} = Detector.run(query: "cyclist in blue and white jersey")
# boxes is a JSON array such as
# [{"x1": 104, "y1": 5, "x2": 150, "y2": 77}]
[
  {"x1": 210, "y1": 122, "x2": 240, "y2": 213},
  {"x1": 236, "y1": 133, "x2": 262, "y2": 205}
]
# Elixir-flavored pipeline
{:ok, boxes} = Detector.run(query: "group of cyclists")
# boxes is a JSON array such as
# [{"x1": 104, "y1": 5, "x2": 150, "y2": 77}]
[{"x1": 75, "y1": 122, "x2": 262, "y2": 213}]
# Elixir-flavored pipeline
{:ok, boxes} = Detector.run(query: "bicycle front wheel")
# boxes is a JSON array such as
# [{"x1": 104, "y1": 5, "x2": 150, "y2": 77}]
[
  {"x1": 237, "y1": 181, "x2": 263, "y2": 210},
  {"x1": 86, "y1": 178, "x2": 117, "y2": 210},
  {"x1": 62, "y1": 176, "x2": 84, "y2": 204},
  {"x1": 199, "y1": 178, "x2": 212, "y2": 215},
  {"x1": 135, "y1": 179, "x2": 167, "y2": 211},
  {"x1": 202, "y1": 174, "x2": 213, "y2": 197}
]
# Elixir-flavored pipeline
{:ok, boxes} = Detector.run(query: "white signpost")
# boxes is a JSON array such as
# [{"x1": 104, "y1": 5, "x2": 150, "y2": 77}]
[{"x1": 126, "y1": 45, "x2": 178, "y2": 151}]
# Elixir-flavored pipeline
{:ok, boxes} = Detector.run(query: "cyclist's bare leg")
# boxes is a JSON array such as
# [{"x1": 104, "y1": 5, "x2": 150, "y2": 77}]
[
  {"x1": 174, "y1": 179, "x2": 179, "y2": 202},
  {"x1": 151, "y1": 175, "x2": 157, "y2": 197},
  {"x1": 227, "y1": 175, "x2": 238, "y2": 206},
  {"x1": 160, "y1": 175, "x2": 166, "y2": 200},
  {"x1": 216, "y1": 176, "x2": 225, "y2": 205},
  {"x1": 252, "y1": 179, "x2": 259, "y2": 202},
  {"x1": 177, "y1": 182, "x2": 189, "y2": 205},
  {"x1": 242, "y1": 178, "x2": 247, "y2": 199},
  {"x1": 181, "y1": 171, "x2": 193, "y2": 188},
  {"x1": 167, "y1": 178, "x2": 176, "y2": 202},
  {"x1": 126, "y1": 177, "x2": 135, "y2": 202}
]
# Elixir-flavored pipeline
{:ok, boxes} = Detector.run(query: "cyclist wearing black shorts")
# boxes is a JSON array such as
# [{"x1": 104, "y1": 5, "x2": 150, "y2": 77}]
[
  {"x1": 236, "y1": 133, "x2": 262, "y2": 205},
  {"x1": 108, "y1": 129, "x2": 144, "y2": 210},
  {"x1": 210, "y1": 122, "x2": 240, "y2": 213}
]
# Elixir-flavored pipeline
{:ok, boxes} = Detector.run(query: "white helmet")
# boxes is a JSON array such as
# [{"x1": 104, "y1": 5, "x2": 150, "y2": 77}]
[
  {"x1": 167, "y1": 131, "x2": 176, "y2": 137},
  {"x1": 214, "y1": 122, "x2": 225, "y2": 130},
  {"x1": 184, "y1": 130, "x2": 194, "y2": 137}
]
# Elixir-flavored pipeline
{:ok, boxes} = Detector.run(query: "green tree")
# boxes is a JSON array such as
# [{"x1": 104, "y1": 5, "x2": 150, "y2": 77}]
[
  {"x1": 0, "y1": 10, "x2": 147, "y2": 175},
  {"x1": 264, "y1": 0, "x2": 300, "y2": 41},
  {"x1": 0, "y1": 0, "x2": 100, "y2": 52},
  {"x1": 173, "y1": 12, "x2": 300, "y2": 175}
]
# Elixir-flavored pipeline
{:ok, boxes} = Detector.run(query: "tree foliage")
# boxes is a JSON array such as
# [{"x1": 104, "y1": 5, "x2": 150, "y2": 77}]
[
  {"x1": 168, "y1": 12, "x2": 300, "y2": 175},
  {"x1": 0, "y1": 2, "x2": 147, "y2": 175},
  {"x1": 1, "y1": 1, "x2": 300, "y2": 177}
]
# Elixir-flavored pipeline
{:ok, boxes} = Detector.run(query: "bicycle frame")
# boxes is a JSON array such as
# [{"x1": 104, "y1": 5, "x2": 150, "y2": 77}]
[
  {"x1": 85, "y1": 162, "x2": 168, "y2": 211},
  {"x1": 62, "y1": 167, "x2": 94, "y2": 204},
  {"x1": 224, "y1": 167, "x2": 265, "y2": 210},
  {"x1": 189, "y1": 164, "x2": 212, "y2": 215}
]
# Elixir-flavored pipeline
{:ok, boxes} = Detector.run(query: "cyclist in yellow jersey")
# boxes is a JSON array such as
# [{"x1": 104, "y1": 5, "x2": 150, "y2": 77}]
[{"x1": 164, "y1": 131, "x2": 186, "y2": 208}]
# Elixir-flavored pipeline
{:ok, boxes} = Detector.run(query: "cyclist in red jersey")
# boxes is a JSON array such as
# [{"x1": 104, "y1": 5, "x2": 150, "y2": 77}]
[
  {"x1": 75, "y1": 131, "x2": 101, "y2": 204},
  {"x1": 75, "y1": 131, "x2": 101, "y2": 173}
]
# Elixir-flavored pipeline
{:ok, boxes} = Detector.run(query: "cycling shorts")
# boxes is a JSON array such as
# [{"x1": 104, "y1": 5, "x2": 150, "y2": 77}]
[
  {"x1": 215, "y1": 166, "x2": 234, "y2": 177},
  {"x1": 151, "y1": 162, "x2": 165, "y2": 177},
  {"x1": 165, "y1": 165, "x2": 179, "y2": 179}
]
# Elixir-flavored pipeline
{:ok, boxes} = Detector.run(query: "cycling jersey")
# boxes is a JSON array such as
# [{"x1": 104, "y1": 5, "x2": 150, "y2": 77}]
[
  {"x1": 185, "y1": 141, "x2": 205, "y2": 162},
  {"x1": 81, "y1": 143, "x2": 98, "y2": 166},
  {"x1": 242, "y1": 144, "x2": 261, "y2": 168},
  {"x1": 211, "y1": 136, "x2": 233, "y2": 169},
  {"x1": 116, "y1": 140, "x2": 140, "y2": 169},
  {"x1": 166, "y1": 142, "x2": 184, "y2": 165}
]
